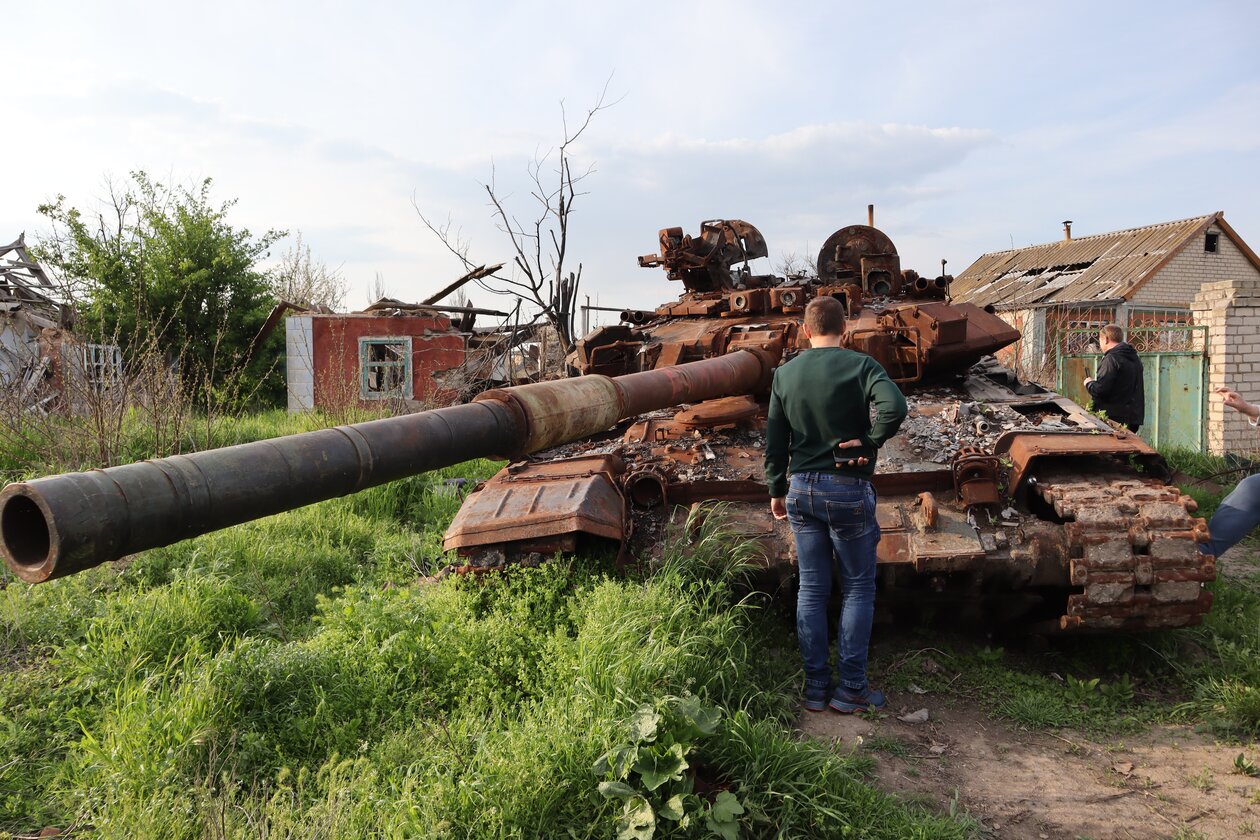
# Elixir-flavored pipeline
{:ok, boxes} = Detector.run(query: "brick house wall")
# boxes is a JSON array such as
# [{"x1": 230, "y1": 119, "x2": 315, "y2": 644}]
[
  {"x1": 1132, "y1": 223, "x2": 1259, "y2": 308},
  {"x1": 285, "y1": 314, "x2": 467, "y2": 412},
  {"x1": 1192, "y1": 277, "x2": 1260, "y2": 455}
]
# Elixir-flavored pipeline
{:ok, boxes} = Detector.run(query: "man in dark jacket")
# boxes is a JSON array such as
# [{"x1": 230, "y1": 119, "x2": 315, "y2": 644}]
[{"x1": 1084, "y1": 324, "x2": 1145, "y2": 433}]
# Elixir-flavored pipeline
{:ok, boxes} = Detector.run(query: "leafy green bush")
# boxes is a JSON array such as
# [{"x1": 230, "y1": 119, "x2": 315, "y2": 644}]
[{"x1": 594, "y1": 697, "x2": 739, "y2": 839}]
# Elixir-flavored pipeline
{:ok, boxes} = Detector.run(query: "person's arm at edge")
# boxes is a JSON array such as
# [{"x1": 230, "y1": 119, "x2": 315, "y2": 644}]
[
  {"x1": 765, "y1": 372, "x2": 790, "y2": 515},
  {"x1": 1218, "y1": 386, "x2": 1260, "y2": 426},
  {"x1": 863, "y1": 360, "x2": 908, "y2": 448}
]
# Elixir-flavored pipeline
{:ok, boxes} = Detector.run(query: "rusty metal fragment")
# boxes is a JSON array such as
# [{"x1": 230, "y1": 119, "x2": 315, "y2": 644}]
[
  {"x1": 444, "y1": 455, "x2": 627, "y2": 554},
  {"x1": 953, "y1": 447, "x2": 1001, "y2": 506}
]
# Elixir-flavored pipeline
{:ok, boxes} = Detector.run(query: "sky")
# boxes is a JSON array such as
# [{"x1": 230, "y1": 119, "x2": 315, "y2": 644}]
[{"x1": 6, "y1": 0, "x2": 1259, "y2": 326}]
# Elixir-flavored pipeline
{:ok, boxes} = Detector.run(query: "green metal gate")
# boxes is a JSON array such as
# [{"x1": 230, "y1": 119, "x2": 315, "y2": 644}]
[{"x1": 1057, "y1": 326, "x2": 1207, "y2": 451}]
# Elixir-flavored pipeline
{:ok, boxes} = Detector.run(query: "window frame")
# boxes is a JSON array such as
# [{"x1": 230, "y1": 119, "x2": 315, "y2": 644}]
[
  {"x1": 358, "y1": 336, "x2": 413, "y2": 400},
  {"x1": 81, "y1": 342, "x2": 123, "y2": 390}
]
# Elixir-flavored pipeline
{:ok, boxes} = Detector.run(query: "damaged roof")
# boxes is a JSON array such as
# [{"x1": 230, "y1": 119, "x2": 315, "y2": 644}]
[
  {"x1": 1, "y1": 233, "x2": 61, "y2": 326},
  {"x1": 1, "y1": 234, "x2": 57, "y2": 300},
  {"x1": 951, "y1": 212, "x2": 1260, "y2": 309}
]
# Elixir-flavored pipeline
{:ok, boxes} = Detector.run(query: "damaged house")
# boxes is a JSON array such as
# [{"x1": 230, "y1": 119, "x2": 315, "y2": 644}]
[
  {"x1": 282, "y1": 297, "x2": 527, "y2": 412},
  {"x1": 952, "y1": 213, "x2": 1260, "y2": 451},
  {"x1": 0, "y1": 234, "x2": 117, "y2": 412},
  {"x1": 951, "y1": 213, "x2": 1260, "y2": 383},
  {"x1": 281, "y1": 261, "x2": 565, "y2": 412}
]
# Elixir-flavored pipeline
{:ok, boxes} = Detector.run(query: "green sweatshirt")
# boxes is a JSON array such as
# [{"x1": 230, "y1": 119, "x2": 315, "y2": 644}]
[{"x1": 764, "y1": 347, "x2": 908, "y2": 498}]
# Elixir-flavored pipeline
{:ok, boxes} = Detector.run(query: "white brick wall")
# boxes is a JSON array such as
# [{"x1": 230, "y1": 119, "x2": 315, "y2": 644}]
[
  {"x1": 1192, "y1": 275, "x2": 1260, "y2": 455},
  {"x1": 1133, "y1": 225, "x2": 1260, "y2": 307},
  {"x1": 285, "y1": 315, "x2": 315, "y2": 413}
]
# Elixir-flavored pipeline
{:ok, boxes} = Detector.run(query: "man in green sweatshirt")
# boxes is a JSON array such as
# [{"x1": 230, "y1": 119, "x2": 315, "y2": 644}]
[{"x1": 765, "y1": 295, "x2": 907, "y2": 713}]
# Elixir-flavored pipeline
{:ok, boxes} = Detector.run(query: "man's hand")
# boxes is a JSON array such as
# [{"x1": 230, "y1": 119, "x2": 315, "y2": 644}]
[
  {"x1": 771, "y1": 497, "x2": 787, "y2": 520},
  {"x1": 1083, "y1": 377, "x2": 1094, "y2": 388},
  {"x1": 835, "y1": 438, "x2": 870, "y2": 467},
  {"x1": 1216, "y1": 386, "x2": 1260, "y2": 418}
]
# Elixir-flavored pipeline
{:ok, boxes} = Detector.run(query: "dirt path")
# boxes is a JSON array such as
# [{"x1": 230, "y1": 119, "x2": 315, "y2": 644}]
[
  {"x1": 797, "y1": 538, "x2": 1260, "y2": 838},
  {"x1": 788, "y1": 532, "x2": 1260, "y2": 837},
  {"x1": 800, "y1": 694, "x2": 1260, "y2": 839}
]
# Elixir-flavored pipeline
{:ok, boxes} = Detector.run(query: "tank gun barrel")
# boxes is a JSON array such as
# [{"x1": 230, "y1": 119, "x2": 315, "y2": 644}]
[{"x1": 0, "y1": 350, "x2": 772, "y2": 584}]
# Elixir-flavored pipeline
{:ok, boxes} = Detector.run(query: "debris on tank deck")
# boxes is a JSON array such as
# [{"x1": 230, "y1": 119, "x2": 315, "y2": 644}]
[
  {"x1": 881, "y1": 386, "x2": 1088, "y2": 469},
  {"x1": 528, "y1": 406, "x2": 771, "y2": 483}
]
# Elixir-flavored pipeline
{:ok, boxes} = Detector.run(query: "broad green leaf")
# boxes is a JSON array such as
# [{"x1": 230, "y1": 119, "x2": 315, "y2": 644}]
[
  {"x1": 598, "y1": 780, "x2": 638, "y2": 800},
  {"x1": 616, "y1": 795, "x2": 655, "y2": 840},
  {"x1": 705, "y1": 791, "x2": 744, "y2": 840},
  {"x1": 633, "y1": 743, "x2": 688, "y2": 791},
  {"x1": 628, "y1": 705, "x2": 660, "y2": 743},
  {"x1": 659, "y1": 794, "x2": 686, "y2": 821},
  {"x1": 675, "y1": 696, "x2": 721, "y2": 737},
  {"x1": 595, "y1": 744, "x2": 638, "y2": 779}
]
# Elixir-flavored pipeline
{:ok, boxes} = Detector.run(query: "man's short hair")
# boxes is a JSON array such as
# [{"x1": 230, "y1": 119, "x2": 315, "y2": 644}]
[
  {"x1": 1100, "y1": 324, "x2": 1125, "y2": 343},
  {"x1": 804, "y1": 296, "x2": 847, "y2": 336}
]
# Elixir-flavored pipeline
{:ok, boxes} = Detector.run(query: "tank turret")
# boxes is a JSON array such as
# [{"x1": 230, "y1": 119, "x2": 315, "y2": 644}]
[{"x1": 577, "y1": 219, "x2": 1020, "y2": 383}]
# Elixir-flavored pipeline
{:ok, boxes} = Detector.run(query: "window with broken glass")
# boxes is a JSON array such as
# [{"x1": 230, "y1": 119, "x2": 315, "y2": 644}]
[
  {"x1": 82, "y1": 343, "x2": 123, "y2": 390},
  {"x1": 359, "y1": 337, "x2": 412, "y2": 400}
]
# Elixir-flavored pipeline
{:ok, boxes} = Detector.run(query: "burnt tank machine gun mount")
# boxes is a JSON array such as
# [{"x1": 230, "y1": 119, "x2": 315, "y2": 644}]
[{"x1": 0, "y1": 217, "x2": 1215, "y2": 633}]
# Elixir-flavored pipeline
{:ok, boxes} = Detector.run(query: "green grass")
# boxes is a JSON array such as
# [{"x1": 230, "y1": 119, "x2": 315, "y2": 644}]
[
  {"x1": 4, "y1": 416, "x2": 1258, "y2": 835},
  {"x1": 0, "y1": 413, "x2": 977, "y2": 838}
]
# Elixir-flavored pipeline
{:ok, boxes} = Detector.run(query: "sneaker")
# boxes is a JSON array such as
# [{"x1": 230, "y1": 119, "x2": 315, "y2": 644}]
[
  {"x1": 829, "y1": 686, "x2": 886, "y2": 714},
  {"x1": 803, "y1": 683, "x2": 833, "y2": 713}
]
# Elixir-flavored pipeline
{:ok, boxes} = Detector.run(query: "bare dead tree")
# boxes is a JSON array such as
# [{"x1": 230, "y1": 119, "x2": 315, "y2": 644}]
[
  {"x1": 367, "y1": 272, "x2": 390, "y2": 306},
  {"x1": 270, "y1": 232, "x2": 347, "y2": 311},
  {"x1": 775, "y1": 249, "x2": 818, "y2": 279},
  {"x1": 416, "y1": 82, "x2": 616, "y2": 353}
]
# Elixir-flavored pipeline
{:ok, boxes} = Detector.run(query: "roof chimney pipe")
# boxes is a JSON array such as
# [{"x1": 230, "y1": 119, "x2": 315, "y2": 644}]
[
  {"x1": 1063, "y1": 220, "x2": 1073, "y2": 241},
  {"x1": 868, "y1": 204, "x2": 875, "y2": 227}
]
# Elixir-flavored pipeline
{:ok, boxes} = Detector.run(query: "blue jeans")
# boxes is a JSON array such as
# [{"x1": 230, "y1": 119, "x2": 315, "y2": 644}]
[
  {"x1": 1203, "y1": 473, "x2": 1260, "y2": 558},
  {"x1": 786, "y1": 472, "x2": 880, "y2": 693}
]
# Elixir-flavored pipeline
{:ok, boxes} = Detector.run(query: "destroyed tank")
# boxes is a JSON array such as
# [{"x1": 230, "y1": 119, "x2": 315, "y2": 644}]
[
  {"x1": 444, "y1": 215, "x2": 1216, "y2": 632},
  {"x1": 0, "y1": 216, "x2": 1215, "y2": 633}
]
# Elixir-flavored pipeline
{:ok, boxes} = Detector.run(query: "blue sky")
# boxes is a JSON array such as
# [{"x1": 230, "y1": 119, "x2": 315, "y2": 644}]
[{"x1": 6, "y1": 0, "x2": 1258, "y2": 320}]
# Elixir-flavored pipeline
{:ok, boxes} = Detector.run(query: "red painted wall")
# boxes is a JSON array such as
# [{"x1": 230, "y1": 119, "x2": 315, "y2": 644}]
[{"x1": 310, "y1": 314, "x2": 467, "y2": 409}]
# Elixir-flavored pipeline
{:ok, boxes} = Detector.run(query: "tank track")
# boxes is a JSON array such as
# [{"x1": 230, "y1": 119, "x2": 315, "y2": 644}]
[{"x1": 1033, "y1": 477, "x2": 1215, "y2": 631}]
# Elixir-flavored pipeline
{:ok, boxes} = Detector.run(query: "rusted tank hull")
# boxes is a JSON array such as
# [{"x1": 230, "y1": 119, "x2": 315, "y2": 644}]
[
  {"x1": 438, "y1": 217, "x2": 1217, "y2": 633},
  {"x1": 446, "y1": 359, "x2": 1215, "y2": 633}
]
